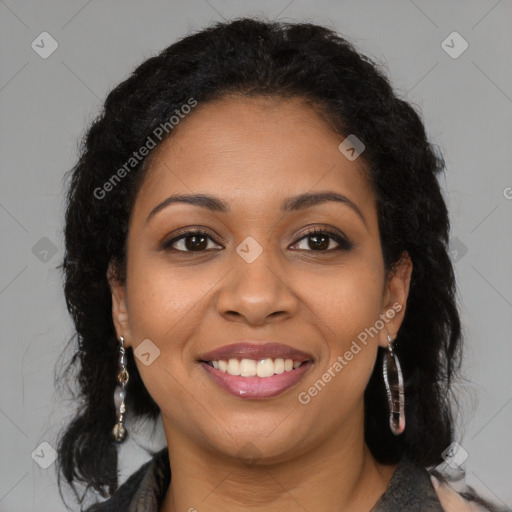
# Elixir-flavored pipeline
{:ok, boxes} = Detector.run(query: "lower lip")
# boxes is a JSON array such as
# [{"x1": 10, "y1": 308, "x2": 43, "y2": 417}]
[{"x1": 200, "y1": 360, "x2": 313, "y2": 399}]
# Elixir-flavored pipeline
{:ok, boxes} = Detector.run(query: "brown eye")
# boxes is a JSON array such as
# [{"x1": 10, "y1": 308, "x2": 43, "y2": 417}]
[
  {"x1": 290, "y1": 228, "x2": 353, "y2": 252},
  {"x1": 162, "y1": 230, "x2": 223, "y2": 252}
]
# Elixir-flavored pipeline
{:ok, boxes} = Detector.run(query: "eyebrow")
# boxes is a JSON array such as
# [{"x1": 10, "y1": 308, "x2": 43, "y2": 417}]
[{"x1": 145, "y1": 191, "x2": 366, "y2": 226}]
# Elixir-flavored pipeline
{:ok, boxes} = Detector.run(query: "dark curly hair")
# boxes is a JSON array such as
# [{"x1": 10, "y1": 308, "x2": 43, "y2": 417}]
[{"x1": 56, "y1": 17, "x2": 465, "y2": 509}]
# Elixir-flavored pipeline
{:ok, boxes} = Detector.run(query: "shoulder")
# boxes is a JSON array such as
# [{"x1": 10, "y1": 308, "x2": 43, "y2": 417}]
[
  {"x1": 84, "y1": 448, "x2": 170, "y2": 512},
  {"x1": 430, "y1": 475, "x2": 507, "y2": 512},
  {"x1": 373, "y1": 456, "x2": 506, "y2": 512},
  {"x1": 84, "y1": 462, "x2": 148, "y2": 512}
]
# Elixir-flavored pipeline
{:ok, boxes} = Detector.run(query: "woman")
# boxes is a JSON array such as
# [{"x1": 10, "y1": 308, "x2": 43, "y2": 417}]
[{"x1": 56, "y1": 17, "x2": 505, "y2": 512}]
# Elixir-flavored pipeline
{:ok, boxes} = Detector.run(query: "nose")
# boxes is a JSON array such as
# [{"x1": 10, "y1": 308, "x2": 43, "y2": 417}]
[{"x1": 216, "y1": 250, "x2": 299, "y2": 326}]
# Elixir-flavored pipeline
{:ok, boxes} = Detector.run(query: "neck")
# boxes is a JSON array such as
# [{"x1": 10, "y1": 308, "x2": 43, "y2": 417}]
[{"x1": 160, "y1": 414, "x2": 397, "y2": 512}]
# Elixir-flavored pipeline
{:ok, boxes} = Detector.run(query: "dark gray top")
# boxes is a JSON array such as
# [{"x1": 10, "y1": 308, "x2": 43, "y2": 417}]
[{"x1": 85, "y1": 447, "x2": 446, "y2": 511}]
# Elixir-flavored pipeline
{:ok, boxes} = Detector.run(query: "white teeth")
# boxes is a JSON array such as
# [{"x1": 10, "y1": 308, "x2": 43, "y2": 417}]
[
  {"x1": 208, "y1": 357, "x2": 307, "y2": 377},
  {"x1": 257, "y1": 358, "x2": 274, "y2": 378},
  {"x1": 239, "y1": 359, "x2": 256, "y2": 376},
  {"x1": 274, "y1": 358, "x2": 285, "y2": 374},
  {"x1": 227, "y1": 358, "x2": 240, "y2": 375}
]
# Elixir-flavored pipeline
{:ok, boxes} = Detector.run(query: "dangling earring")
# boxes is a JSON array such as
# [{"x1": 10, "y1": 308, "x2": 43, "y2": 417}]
[
  {"x1": 112, "y1": 335, "x2": 129, "y2": 443},
  {"x1": 382, "y1": 333, "x2": 405, "y2": 435}
]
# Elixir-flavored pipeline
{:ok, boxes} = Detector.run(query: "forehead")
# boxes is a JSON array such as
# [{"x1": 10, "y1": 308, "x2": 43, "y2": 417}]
[{"x1": 131, "y1": 95, "x2": 375, "y2": 223}]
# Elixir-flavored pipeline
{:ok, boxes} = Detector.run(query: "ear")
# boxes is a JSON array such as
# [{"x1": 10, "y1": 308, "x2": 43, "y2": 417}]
[
  {"x1": 107, "y1": 261, "x2": 133, "y2": 347},
  {"x1": 377, "y1": 252, "x2": 413, "y2": 348}
]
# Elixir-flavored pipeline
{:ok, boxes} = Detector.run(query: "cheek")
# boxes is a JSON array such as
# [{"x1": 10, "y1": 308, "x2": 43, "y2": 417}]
[
  {"x1": 125, "y1": 256, "x2": 217, "y2": 342},
  {"x1": 123, "y1": 262, "x2": 212, "y2": 418},
  {"x1": 292, "y1": 258, "x2": 383, "y2": 398},
  {"x1": 294, "y1": 282, "x2": 381, "y2": 423},
  {"x1": 295, "y1": 258, "x2": 384, "y2": 340},
  {"x1": 123, "y1": 257, "x2": 218, "y2": 402}
]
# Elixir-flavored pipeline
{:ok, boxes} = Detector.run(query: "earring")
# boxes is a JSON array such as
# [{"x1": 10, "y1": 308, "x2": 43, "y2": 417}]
[
  {"x1": 382, "y1": 333, "x2": 405, "y2": 435},
  {"x1": 112, "y1": 335, "x2": 129, "y2": 443}
]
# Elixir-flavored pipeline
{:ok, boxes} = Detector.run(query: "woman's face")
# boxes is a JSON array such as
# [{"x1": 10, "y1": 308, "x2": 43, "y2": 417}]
[{"x1": 109, "y1": 95, "x2": 412, "y2": 463}]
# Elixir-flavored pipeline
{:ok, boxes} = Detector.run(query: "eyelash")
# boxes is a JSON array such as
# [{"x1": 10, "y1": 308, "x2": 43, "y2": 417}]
[{"x1": 161, "y1": 227, "x2": 353, "y2": 253}]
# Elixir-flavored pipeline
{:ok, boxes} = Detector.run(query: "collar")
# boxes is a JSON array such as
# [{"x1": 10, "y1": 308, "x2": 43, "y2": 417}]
[{"x1": 87, "y1": 448, "x2": 443, "y2": 511}]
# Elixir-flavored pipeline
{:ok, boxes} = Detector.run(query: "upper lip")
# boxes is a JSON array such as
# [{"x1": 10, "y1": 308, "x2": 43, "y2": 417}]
[{"x1": 198, "y1": 342, "x2": 314, "y2": 363}]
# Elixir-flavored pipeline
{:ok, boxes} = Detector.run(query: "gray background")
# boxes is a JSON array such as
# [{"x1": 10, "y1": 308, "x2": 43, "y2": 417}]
[{"x1": 1, "y1": 0, "x2": 511, "y2": 510}]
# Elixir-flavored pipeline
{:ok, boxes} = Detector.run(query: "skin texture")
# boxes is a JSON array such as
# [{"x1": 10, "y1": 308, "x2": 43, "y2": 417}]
[{"x1": 108, "y1": 96, "x2": 413, "y2": 512}]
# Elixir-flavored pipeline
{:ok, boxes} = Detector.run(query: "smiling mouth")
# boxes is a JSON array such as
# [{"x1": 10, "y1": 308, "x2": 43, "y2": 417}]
[
  {"x1": 200, "y1": 357, "x2": 311, "y2": 377},
  {"x1": 199, "y1": 358, "x2": 314, "y2": 399}
]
